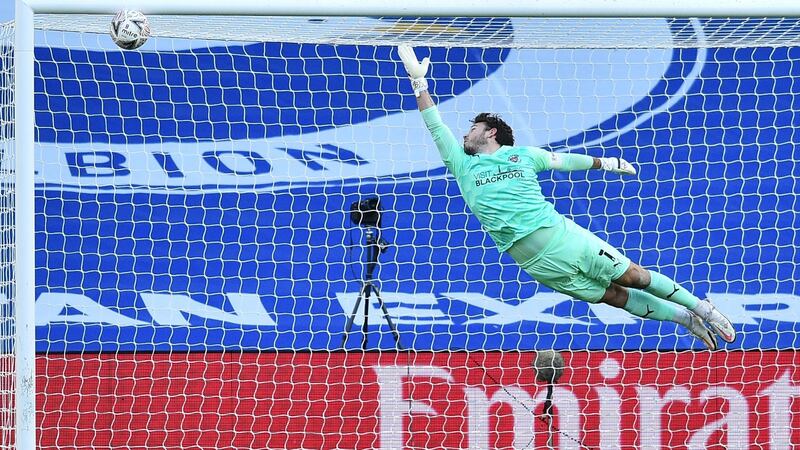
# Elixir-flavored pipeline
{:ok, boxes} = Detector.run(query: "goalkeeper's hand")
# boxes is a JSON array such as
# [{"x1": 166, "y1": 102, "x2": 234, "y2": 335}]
[
  {"x1": 599, "y1": 157, "x2": 637, "y2": 176},
  {"x1": 398, "y1": 45, "x2": 430, "y2": 97}
]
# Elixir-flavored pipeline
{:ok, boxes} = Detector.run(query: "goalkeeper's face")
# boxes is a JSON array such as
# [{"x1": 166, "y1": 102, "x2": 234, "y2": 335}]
[{"x1": 463, "y1": 123, "x2": 492, "y2": 155}]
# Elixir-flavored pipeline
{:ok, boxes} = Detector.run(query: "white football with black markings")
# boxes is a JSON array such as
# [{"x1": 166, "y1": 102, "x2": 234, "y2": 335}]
[{"x1": 110, "y1": 10, "x2": 150, "y2": 50}]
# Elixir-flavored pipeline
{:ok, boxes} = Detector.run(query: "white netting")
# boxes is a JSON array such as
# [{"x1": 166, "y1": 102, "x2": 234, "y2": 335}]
[
  {"x1": 33, "y1": 15, "x2": 800, "y2": 48},
  {"x1": 0, "y1": 21, "x2": 14, "y2": 449},
  {"x1": 10, "y1": 13, "x2": 800, "y2": 449}
]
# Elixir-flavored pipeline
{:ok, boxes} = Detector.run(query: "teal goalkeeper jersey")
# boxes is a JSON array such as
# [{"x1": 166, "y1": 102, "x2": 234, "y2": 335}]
[{"x1": 421, "y1": 106, "x2": 563, "y2": 252}]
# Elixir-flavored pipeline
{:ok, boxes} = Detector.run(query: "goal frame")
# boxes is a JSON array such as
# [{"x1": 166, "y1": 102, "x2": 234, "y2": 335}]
[{"x1": 12, "y1": 0, "x2": 800, "y2": 448}]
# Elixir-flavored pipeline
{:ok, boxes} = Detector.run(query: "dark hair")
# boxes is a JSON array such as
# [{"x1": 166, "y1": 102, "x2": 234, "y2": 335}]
[{"x1": 472, "y1": 113, "x2": 514, "y2": 146}]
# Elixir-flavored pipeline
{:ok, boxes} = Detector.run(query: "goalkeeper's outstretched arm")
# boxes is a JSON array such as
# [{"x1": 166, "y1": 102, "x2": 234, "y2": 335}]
[
  {"x1": 397, "y1": 45, "x2": 636, "y2": 176},
  {"x1": 398, "y1": 45, "x2": 434, "y2": 111},
  {"x1": 397, "y1": 45, "x2": 465, "y2": 168},
  {"x1": 550, "y1": 152, "x2": 637, "y2": 175}
]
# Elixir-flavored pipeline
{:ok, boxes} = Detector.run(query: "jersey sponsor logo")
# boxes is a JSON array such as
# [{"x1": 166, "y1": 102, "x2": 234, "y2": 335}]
[{"x1": 473, "y1": 166, "x2": 525, "y2": 186}]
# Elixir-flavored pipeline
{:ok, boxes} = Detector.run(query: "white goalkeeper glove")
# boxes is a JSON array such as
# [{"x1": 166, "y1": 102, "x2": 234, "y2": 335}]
[
  {"x1": 599, "y1": 157, "x2": 637, "y2": 176},
  {"x1": 398, "y1": 45, "x2": 430, "y2": 97}
]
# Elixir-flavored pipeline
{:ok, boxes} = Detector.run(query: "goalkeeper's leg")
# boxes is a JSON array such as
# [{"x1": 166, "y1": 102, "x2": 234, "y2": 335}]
[
  {"x1": 613, "y1": 263, "x2": 736, "y2": 343},
  {"x1": 601, "y1": 284, "x2": 717, "y2": 350},
  {"x1": 507, "y1": 219, "x2": 734, "y2": 345}
]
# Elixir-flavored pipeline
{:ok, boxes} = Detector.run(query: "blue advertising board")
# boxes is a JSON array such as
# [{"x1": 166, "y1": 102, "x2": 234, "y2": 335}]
[{"x1": 30, "y1": 17, "x2": 800, "y2": 352}]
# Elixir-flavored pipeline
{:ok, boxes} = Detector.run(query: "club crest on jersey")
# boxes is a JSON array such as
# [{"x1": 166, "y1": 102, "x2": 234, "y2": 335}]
[{"x1": 508, "y1": 155, "x2": 519, "y2": 163}]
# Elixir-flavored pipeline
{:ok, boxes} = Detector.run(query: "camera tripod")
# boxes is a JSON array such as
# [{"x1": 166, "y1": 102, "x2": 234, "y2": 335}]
[{"x1": 342, "y1": 227, "x2": 403, "y2": 350}]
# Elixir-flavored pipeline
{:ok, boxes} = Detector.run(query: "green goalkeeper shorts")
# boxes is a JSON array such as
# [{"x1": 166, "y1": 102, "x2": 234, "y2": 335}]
[{"x1": 506, "y1": 217, "x2": 631, "y2": 303}]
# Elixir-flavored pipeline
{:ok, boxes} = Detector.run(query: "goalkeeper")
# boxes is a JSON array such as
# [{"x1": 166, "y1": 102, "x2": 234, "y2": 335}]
[{"x1": 398, "y1": 45, "x2": 736, "y2": 349}]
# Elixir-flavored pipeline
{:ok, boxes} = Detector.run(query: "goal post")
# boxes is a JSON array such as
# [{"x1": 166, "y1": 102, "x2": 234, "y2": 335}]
[
  {"x1": 9, "y1": 1, "x2": 800, "y2": 448},
  {"x1": 17, "y1": 0, "x2": 800, "y2": 17},
  {"x1": 12, "y1": 2, "x2": 35, "y2": 450}
]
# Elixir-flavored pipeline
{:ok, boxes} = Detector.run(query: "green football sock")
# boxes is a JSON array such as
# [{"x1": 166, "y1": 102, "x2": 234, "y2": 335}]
[
  {"x1": 624, "y1": 288, "x2": 690, "y2": 326},
  {"x1": 644, "y1": 270, "x2": 700, "y2": 310}
]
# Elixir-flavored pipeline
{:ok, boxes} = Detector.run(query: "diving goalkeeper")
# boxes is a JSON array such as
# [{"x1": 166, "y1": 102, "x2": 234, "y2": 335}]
[{"x1": 398, "y1": 45, "x2": 736, "y2": 349}]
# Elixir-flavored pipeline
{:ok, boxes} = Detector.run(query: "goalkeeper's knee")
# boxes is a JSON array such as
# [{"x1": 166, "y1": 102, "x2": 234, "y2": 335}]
[
  {"x1": 599, "y1": 283, "x2": 628, "y2": 308},
  {"x1": 612, "y1": 263, "x2": 650, "y2": 289}
]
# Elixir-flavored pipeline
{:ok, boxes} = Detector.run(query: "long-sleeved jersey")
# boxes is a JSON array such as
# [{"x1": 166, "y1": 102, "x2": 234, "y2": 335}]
[{"x1": 421, "y1": 105, "x2": 567, "y2": 252}]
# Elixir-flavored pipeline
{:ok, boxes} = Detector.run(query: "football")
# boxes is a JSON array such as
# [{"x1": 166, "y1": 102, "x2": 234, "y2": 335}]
[{"x1": 110, "y1": 10, "x2": 150, "y2": 50}]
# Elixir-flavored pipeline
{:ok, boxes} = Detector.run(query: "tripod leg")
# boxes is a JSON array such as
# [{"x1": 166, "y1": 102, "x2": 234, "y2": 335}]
[
  {"x1": 361, "y1": 282, "x2": 372, "y2": 350},
  {"x1": 342, "y1": 285, "x2": 365, "y2": 347},
  {"x1": 372, "y1": 285, "x2": 403, "y2": 350}
]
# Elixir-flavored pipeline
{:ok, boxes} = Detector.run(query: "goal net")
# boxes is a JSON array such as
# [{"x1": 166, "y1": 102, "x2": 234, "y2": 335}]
[
  {"x1": 0, "y1": 21, "x2": 15, "y2": 448},
  {"x1": 5, "y1": 8, "x2": 800, "y2": 449}
]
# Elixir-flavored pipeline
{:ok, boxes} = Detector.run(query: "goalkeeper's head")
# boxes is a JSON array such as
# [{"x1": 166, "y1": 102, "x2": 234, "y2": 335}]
[{"x1": 464, "y1": 113, "x2": 515, "y2": 155}]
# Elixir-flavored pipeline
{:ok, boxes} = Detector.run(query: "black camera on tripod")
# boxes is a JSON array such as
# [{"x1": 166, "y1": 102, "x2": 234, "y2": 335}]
[
  {"x1": 350, "y1": 197, "x2": 382, "y2": 228},
  {"x1": 350, "y1": 197, "x2": 389, "y2": 253},
  {"x1": 343, "y1": 195, "x2": 401, "y2": 350}
]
